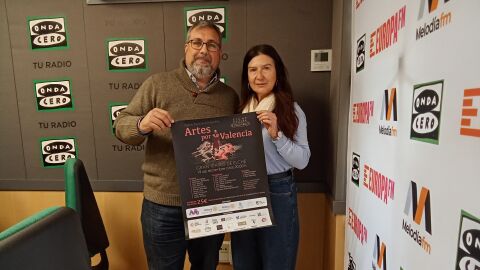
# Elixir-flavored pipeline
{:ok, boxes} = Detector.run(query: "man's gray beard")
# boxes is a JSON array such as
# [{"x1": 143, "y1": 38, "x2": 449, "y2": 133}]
[{"x1": 187, "y1": 61, "x2": 214, "y2": 80}]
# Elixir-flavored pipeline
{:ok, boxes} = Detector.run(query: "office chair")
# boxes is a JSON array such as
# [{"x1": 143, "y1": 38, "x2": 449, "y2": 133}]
[
  {"x1": 64, "y1": 158, "x2": 110, "y2": 270},
  {"x1": 0, "y1": 206, "x2": 91, "y2": 270}
]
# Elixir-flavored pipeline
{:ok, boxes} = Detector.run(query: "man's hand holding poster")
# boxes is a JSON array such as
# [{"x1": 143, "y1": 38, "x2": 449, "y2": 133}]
[{"x1": 171, "y1": 112, "x2": 274, "y2": 239}]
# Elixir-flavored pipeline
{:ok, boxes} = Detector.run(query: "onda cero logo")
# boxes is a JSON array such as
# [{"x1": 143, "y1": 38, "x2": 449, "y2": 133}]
[
  {"x1": 410, "y1": 80, "x2": 444, "y2": 144},
  {"x1": 347, "y1": 252, "x2": 356, "y2": 270},
  {"x1": 185, "y1": 7, "x2": 227, "y2": 40},
  {"x1": 107, "y1": 39, "x2": 147, "y2": 72},
  {"x1": 455, "y1": 210, "x2": 480, "y2": 270},
  {"x1": 34, "y1": 79, "x2": 73, "y2": 111},
  {"x1": 351, "y1": 152, "x2": 360, "y2": 187},
  {"x1": 40, "y1": 138, "x2": 76, "y2": 168},
  {"x1": 110, "y1": 104, "x2": 128, "y2": 134},
  {"x1": 356, "y1": 34, "x2": 366, "y2": 73},
  {"x1": 28, "y1": 17, "x2": 68, "y2": 50}
]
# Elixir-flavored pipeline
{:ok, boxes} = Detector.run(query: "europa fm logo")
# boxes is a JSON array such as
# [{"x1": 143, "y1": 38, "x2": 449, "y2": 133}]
[
  {"x1": 410, "y1": 80, "x2": 444, "y2": 144},
  {"x1": 455, "y1": 210, "x2": 480, "y2": 270},
  {"x1": 40, "y1": 137, "x2": 76, "y2": 168},
  {"x1": 363, "y1": 164, "x2": 395, "y2": 205},
  {"x1": 28, "y1": 16, "x2": 68, "y2": 50},
  {"x1": 110, "y1": 104, "x2": 128, "y2": 134},
  {"x1": 372, "y1": 235, "x2": 387, "y2": 270},
  {"x1": 379, "y1": 88, "x2": 398, "y2": 136},
  {"x1": 370, "y1": 5, "x2": 406, "y2": 59},
  {"x1": 351, "y1": 152, "x2": 360, "y2": 186},
  {"x1": 460, "y1": 88, "x2": 480, "y2": 138},
  {"x1": 348, "y1": 207, "x2": 367, "y2": 245},
  {"x1": 352, "y1": 100, "x2": 374, "y2": 124},
  {"x1": 185, "y1": 7, "x2": 227, "y2": 40},
  {"x1": 356, "y1": 34, "x2": 366, "y2": 73},
  {"x1": 107, "y1": 39, "x2": 147, "y2": 72},
  {"x1": 402, "y1": 181, "x2": 432, "y2": 254},
  {"x1": 34, "y1": 79, "x2": 73, "y2": 111}
]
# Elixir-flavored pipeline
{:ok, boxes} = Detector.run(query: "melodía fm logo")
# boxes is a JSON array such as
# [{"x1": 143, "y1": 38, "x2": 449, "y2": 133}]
[
  {"x1": 402, "y1": 181, "x2": 432, "y2": 254},
  {"x1": 379, "y1": 88, "x2": 398, "y2": 136},
  {"x1": 416, "y1": 0, "x2": 453, "y2": 41},
  {"x1": 404, "y1": 181, "x2": 432, "y2": 234},
  {"x1": 418, "y1": 0, "x2": 452, "y2": 20},
  {"x1": 372, "y1": 235, "x2": 387, "y2": 270}
]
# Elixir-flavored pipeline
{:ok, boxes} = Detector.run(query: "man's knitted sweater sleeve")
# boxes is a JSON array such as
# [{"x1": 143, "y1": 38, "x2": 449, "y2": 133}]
[{"x1": 114, "y1": 76, "x2": 155, "y2": 146}]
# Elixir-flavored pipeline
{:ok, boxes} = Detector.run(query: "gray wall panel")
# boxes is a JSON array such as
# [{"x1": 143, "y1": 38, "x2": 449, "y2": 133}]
[
  {"x1": 163, "y1": 2, "x2": 188, "y2": 71},
  {"x1": 84, "y1": 3, "x2": 166, "y2": 181},
  {"x1": 246, "y1": 0, "x2": 333, "y2": 184},
  {"x1": 0, "y1": 0, "x2": 26, "y2": 180},
  {"x1": 218, "y1": 0, "x2": 246, "y2": 90},
  {"x1": 6, "y1": 0, "x2": 97, "y2": 181}
]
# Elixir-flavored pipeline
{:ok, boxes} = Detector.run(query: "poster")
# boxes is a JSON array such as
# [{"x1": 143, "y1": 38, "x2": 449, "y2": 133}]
[{"x1": 171, "y1": 112, "x2": 274, "y2": 239}]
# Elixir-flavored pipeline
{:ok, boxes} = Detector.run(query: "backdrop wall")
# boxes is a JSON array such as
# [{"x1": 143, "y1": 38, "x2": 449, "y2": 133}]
[{"x1": 345, "y1": 0, "x2": 479, "y2": 269}]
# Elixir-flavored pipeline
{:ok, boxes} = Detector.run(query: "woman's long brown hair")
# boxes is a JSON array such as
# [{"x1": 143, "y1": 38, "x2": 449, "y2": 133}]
[{"x1": 239, "y1": 44, "x2": 298, "y2": 140}]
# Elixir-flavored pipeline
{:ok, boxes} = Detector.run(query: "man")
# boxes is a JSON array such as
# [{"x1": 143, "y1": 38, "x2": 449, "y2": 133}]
[{"x1": 114, "y1": 21, "x2": 238, "y2": 270}]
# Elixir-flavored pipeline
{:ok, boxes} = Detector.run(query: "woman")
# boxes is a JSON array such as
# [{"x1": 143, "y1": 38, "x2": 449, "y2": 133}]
[{"x1": 231, "y1": 44, "x2": 311, "y2": 270}]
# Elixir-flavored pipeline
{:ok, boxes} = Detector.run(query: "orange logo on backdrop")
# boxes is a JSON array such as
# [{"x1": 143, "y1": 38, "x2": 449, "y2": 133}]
[
  {"x1": 460, "y1": 88, "x2": 480, "y2": 137},
  {"x1": 404, "y1": 181, "x2": 432, "y2": 234},
  {"x1": 372, "y1": 235, "x2": 387, "y2": 270}
]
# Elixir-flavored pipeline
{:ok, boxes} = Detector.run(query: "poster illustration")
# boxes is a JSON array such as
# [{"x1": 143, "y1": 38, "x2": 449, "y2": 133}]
[{"x1": 171, "y1": 112, "x2": 273, "y2": 239}]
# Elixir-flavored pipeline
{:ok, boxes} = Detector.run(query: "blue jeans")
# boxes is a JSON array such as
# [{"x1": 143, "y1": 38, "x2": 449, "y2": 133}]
[
  {"x1": 141, "y1": 198, "x2": 224, "y2": 270},
  {"x1": 231, "y1": 172, "x2": 299, "y2": 270}
]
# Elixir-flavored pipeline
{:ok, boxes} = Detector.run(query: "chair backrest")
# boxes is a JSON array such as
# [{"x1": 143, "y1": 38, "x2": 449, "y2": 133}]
[
  {"x1": 64, "y1": 158, "x2": 110, "y2": 270},
  {"x1": 0, "y1": 207, "x2": 91, "y2": 270}
]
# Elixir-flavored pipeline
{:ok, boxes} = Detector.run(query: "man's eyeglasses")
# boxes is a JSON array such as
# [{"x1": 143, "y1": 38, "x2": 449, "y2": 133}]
[{"x1": 187, "y1": 39, "x2": 221, "y2": 52}]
